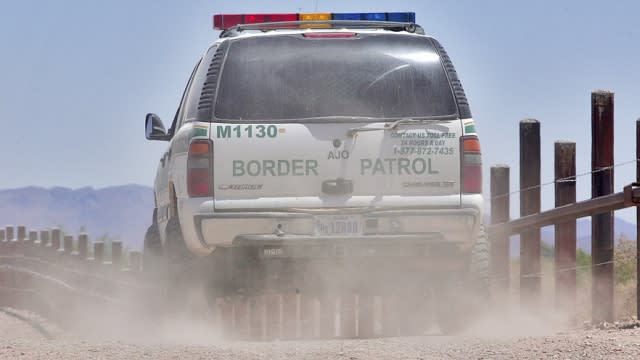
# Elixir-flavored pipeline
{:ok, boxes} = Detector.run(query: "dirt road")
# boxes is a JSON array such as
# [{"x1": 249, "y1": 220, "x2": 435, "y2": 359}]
[{"x1": 2, "y1": 310, "x2": 640, "y2": 360}]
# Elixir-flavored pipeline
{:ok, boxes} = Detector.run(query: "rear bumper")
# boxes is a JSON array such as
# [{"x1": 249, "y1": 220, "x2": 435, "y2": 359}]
[
  {"x1": 189, "y1": 206, "x2": 482, "y2": 257},
  {"x1": 234, "y1": 233, "x2": 440, "y2": 259}
]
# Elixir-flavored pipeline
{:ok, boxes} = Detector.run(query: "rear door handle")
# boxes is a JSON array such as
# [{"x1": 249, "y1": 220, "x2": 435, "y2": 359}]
[{"x1": 322, "y1": 178, "x2": 353, "y2": 195}]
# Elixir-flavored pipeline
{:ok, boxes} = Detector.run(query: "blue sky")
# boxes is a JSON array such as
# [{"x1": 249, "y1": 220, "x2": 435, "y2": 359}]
[{"x1": 1, "y1": 0, "x2": 639, "y2": 221}]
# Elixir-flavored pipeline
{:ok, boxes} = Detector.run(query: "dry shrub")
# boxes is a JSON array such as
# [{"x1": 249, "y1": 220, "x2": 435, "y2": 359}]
[
  {"x1": 615, "y1": 238, "x2": 637, "y2": 319},
  {"x1": 499, "y1": 237, "x2": 637, "y2": 322}
]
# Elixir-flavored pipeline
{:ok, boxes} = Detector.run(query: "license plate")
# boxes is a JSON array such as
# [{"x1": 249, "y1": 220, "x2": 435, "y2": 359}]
[{"x1": 314, "y1": 215, "x2": 362, "y2": 236}]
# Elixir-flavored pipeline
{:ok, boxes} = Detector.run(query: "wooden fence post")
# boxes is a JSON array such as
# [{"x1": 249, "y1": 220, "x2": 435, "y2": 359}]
[
  {"x1": 490, "y1": 165, "x2": 511, "y2": 292},
  {"x1": 554, "y1": 141, "x2": 577, "y2": 319},
  {"x1": 636, "y1": 118, "x2": 640, "y2": 321},
  {"x1": 591, "y1": 90, "x2": 615, "y2": 323},
  {"x1": 520, "y1": 119, "x2": 541, "y2": 306}
]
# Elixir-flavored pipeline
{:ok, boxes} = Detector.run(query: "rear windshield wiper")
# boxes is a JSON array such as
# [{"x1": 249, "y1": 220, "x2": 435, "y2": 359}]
[{"x1": 347, "y1": 118, "x2": 448, "y2": 137}]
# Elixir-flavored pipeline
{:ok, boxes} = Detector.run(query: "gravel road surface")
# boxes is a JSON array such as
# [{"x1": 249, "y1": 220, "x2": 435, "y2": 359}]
[{"x1": 2, "y1": 311, "x2": 640, "y2": 359}]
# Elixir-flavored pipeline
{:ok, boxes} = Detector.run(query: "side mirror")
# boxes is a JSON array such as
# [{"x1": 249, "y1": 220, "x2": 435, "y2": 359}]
[{"x1": 145, "y1": 113, "x2": 168, "y2": 141}]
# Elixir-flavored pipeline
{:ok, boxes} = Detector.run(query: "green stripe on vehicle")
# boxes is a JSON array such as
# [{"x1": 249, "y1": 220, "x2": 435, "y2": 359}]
[{"x1": 194, "y1": 128, "x2": 208, "y2": 137}]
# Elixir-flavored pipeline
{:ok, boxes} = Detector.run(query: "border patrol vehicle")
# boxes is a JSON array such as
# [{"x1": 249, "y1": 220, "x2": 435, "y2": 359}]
[{"x1": 144, "y1": 12, "x2": 487, "y2": 335}]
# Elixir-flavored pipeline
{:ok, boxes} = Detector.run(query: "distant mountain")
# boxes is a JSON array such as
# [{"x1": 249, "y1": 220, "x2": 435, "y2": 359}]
[{"x1": 0, "y1": 185, "x2": 154, "y2": 250}]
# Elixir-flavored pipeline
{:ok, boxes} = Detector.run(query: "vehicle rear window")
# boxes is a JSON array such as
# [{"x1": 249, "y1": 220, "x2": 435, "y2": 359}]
[{"x1": 213, "y1": 34, "x2": 458, "y2": 121}]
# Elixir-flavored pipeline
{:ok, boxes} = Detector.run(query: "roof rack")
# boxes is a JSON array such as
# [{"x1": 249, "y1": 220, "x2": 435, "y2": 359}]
[{"x1": 219, "y1": 20, "x2": 424, "y2": 38}]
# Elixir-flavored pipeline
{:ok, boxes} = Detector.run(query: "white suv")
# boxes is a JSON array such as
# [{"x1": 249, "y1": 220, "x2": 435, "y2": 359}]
[{"x1": 144, "y1": 12, "x2": 488, "y2": 334}]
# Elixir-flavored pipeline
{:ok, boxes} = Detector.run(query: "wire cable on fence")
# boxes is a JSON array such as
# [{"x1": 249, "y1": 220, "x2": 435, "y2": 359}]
[
  {"x1": 489, "y1": 158, "x2": 639, "y2": 202},
  {"x1": 489, "y1": 259, "x2": 618, "y2": 284}
]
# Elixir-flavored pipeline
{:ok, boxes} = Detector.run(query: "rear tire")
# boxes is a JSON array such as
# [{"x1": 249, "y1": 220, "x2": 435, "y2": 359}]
[
  {"x1": 435, "y1": 224, "x2": 490, "y2": 334},
  {"x1": 165, "y1": 216, "x2": 193, "y2": 263},
  {"x1": 164, "y1": 215, "x2": 206, "y2": 312},
  {"x1": 143, "y1": 209, "x2": 165, "y2": 276}
]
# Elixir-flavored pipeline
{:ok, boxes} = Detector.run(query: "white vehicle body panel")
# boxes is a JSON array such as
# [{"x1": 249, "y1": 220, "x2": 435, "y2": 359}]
[
  {"x1": 151, "y1": 28, "x2": 484, "y2": 257},
  {"x1": 212, "y1": 121, "x2": 462, "y2": 206}
]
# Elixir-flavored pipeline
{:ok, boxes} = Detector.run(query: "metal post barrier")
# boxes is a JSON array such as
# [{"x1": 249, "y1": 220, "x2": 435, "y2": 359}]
[
  {"x1": 17, "y1": 226, "x2": 25, "y2": 242},
  {"x1": 78, "y1": 233, "x2": 88, "y2": 260},
  {"x1": 0, "y1": 229, "x2": 4, "y2": 305},
  {"x1": 26, "y1": 230, "x2": 37, "y2": 258},
  {"x1": 63, "y1": 235, "x2": 73, "y2": 257},
  {"x1": 591, "y1": 90, "x2": 615, "y2": 323},
  {"x1": 281, "y1": 293, "x2": 297, "y2": 338},
  {"x1": 5, "y1": 226, "x2": 14, "y2": 243},
  {"x1": 340, "y1": 292, "x2": 356, "y2": 338},
  {"x1": 0, "y1": 229, "x2": 5, "y2": 256},
  {"x1": 636, "y1": 118, "x2": 640, "y2": 321},
  {"x1": 490, "y1": 165, "x2": 511, "y2": 292},
  {"x1": 4, "y1": 226, "x2": 16, "y2": 308},
  {"x1": 6, "y1": 226, "x2": 16, "y2": 256},
  {"x1": 520, "y1": 119, "x2": 541, "y2": 305},
  {"x1": 111, "y1": 241, "x2": 123, "y2": 271},
  {"x1": 50, "y1": 228, "x2": 61, "y2": 254},
  {"x1": 39, "y1": 230, "x2": 49, "y2": 251},
  {"x1": 94, "y1": 242, "x2": 104, "y2": 265},
  {"x1": 554, "y1": 141, "x2": 577, "y2": 319},
  {"x1": 17, "y1": 225, "x2": 26, "y2": 254}
]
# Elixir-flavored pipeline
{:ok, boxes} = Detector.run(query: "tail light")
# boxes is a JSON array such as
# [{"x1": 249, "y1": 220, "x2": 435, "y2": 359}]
[
  {"x1": 187, "y1": 139, "x2": 213, "y2": 197},
  {"x1": 461, "y1": 135, "x2": 482, "y2": 193}
]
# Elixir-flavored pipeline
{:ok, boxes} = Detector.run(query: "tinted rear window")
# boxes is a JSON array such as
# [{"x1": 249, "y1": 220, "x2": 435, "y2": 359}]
[{"x1": 214, "y1": 34, "x2": 458, "y2": 121}]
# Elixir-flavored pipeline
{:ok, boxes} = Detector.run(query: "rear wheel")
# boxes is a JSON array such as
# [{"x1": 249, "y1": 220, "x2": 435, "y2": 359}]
[
  {"x1": 165, "y1": 216, "x2": 193, "y2": 263},
  {"x1": 164, "y1": 216, "x2": 198, "y2": 304},
  {"x1": 435, "y1": 225, "x2": 490, "y2": 334},
  {"x1": 143, "y1": 209, "x2": 165, "y2": 276}
]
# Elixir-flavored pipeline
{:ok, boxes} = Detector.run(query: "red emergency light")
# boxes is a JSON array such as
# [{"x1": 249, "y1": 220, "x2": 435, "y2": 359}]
[{"x1": 213, "y1": 13, "x2": 298, "y2": 30}]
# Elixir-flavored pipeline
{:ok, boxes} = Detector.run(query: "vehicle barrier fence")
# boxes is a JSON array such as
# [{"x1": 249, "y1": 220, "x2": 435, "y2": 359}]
[
  {"x1": 0, "y1": 227, "x2": 152, "y2": 331},
  {"x1": 488, "y1": 90, "x2": 640, "y2": 323}
]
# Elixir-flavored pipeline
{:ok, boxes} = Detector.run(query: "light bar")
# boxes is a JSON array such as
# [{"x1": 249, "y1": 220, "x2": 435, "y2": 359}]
[
  {"x1": 299, "y1": 13, "x2": 332, "y2": 28},
  {"x1": 212, "y1": 12, "x2": 416, "y2": 30}
]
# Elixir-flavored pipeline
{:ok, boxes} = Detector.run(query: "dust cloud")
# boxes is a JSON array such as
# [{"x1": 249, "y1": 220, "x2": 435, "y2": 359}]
[{"x1": 15, "y1": 222, "x2": 570, "y2": 347}]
